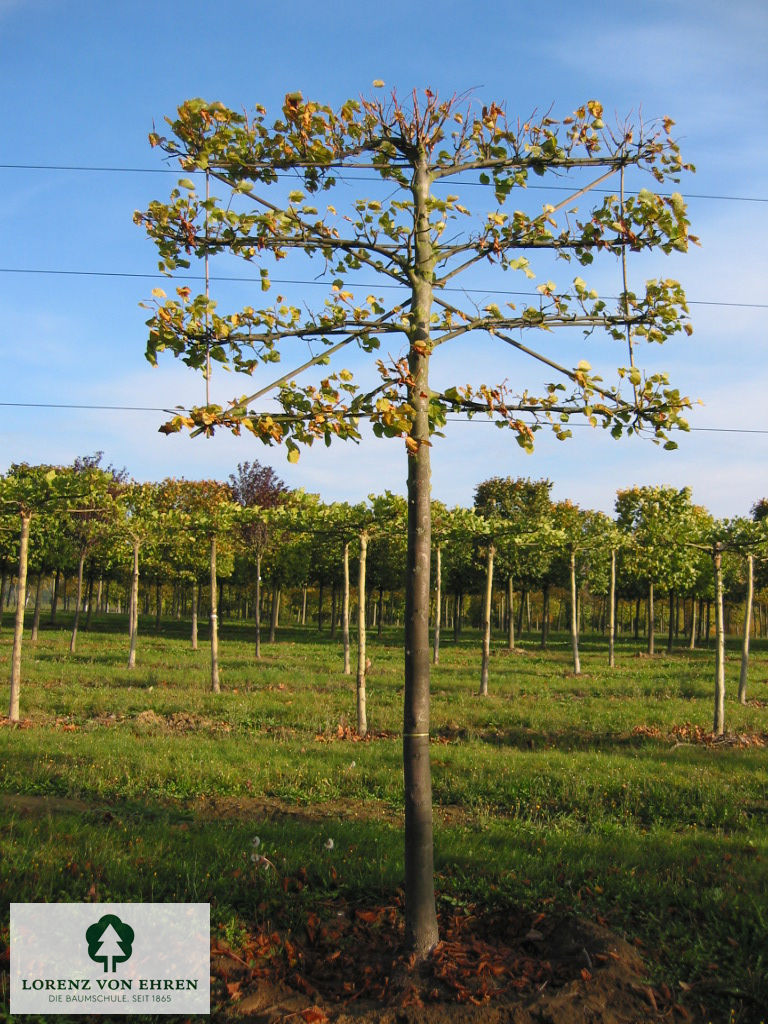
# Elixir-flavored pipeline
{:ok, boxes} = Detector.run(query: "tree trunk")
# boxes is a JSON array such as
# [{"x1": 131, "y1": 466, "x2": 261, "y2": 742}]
[
  {"x1": 608, "y1": 549, "x2": 616, "y2": 668},
  {"x1": 331, "y1": 582, "x2": 337, "y2": 639},
  {"x1": 688, "y1": 595, "x2": 697, "y2": 650},
  {"x1": 127, "y1": 540, "x2": 140, "y2": 669},
  {"x1": 738, "y1": 553, "x2": 754, "y2": 704},
  {"x1": 317, "y1": 580, "x2": 324, "y2": 631},
  {"x1": 667, "y1": 589, "x2": 674, "y2": 653},
  {"x1": 516, "y1": 587, "x2": 526, "y2": 637},
  {"x1": 50, "y1": 569, "x2": 60, "y2": 624},
  {"x1": 540, "y1": 584, "x2": 550, "y2": 649},
  {"x1": 8, "y1": 512, "x2": 31, "y2": 721},
  {"x1": 453, "y1": 591, "x2": 462, "y2": 641},
  {"x1": 84, "y1": 572, "x2": 95, "y2": 631},
  {"x1": 31, "y1": 574, "x2": 43, "y2": 644},
  {"x1": 402, "y1": 155, "x2": 439, "y2": 958},
  {"x1": 191, "y1": 579, "x2": 199, "y2": 651},
  {"x1": 69, "y1": 551, "x2": 86, "y2": 654},
  {"x1": 0, "y1": 565, "x2": 6, "y2": 633},
  {"x1": 301, "y1": 584, "x2": 307, "y2": 626},
  {"x1": 356, "y1": 532, "x2": 368, "y2": 735},
  {"x1": 269, "y1": 582, "x2": 280, "y2": 643},
  {"x1": 647, "y1": 582, "x2": 655, "y2": 655},
  {"x1": 507, "y1": 576, "x2": 515, "y2": 651},
  {"x1": 479, "y1": 544, "x2": 495, "y2": 695},
  {"x1": 342, "y1": 542, "x2": 351, "y2": 675},
  {"x1": 210, "y1": 537, "x2": 220, "y2": 693},
  {"x1": 432, "y1": 545, "x2": 442, "y2": 665},
  {"x1": 254, "y1": 552, "x2": 261, "y2": 659},
  {"x1": 570, "y1": 551, "x2": 581, "y2": 674},
  {"x1": 377, "y1": 583, "x2": 384, "y2": 640},
  {"x1": 713, "y1": 546, "x2": 725, "y2": 735}
]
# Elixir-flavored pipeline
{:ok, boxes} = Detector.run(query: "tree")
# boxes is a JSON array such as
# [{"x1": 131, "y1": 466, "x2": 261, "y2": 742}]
[
  {"x1": 229, "y1": 460, "x2": 287, "y2": 658},
  {"x1": 138, "y1": 89, "x2": 694, "y2": 954},
  {"x1": 616, "y1": 486, "x2": 699, "y2": 655}
]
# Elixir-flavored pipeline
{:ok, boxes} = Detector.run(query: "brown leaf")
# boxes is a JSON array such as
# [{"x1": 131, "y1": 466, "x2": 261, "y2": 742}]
[{"x1": 300, "y1": 1007, "x2": 328, "y2": 1024}]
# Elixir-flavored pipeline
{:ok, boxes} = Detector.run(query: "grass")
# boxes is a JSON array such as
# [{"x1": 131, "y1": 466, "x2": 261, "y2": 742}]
[{"x1": 1, "y1": 611, "x2": 767, "y2": 1022}]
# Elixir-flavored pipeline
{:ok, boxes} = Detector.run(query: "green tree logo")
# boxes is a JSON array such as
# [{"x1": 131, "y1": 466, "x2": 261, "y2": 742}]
[{"x1": 85, "y1": 914, "x2": 135, "y2": 972}]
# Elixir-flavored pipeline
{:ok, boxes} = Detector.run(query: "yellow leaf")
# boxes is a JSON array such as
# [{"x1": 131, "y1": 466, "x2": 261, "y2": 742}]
[
  {"x1": 372, "y1": 79, "x2": 385, "y2": 88},
  {"x1": 151, "y1": 288, "x2": 167, "y2": 299},
  {"x1": 287, "y1": 448, "x2": 300, "y2": 464}
]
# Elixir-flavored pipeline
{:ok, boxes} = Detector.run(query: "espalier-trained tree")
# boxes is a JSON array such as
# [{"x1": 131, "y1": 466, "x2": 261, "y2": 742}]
[{"x1": 137, "y1": 89, "x2": 694, "y2": 954}]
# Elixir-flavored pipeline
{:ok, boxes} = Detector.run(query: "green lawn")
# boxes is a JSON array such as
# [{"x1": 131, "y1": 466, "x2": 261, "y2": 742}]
[{"x1": 1, "y1": 614, "x2": 767, "y2": 1022}]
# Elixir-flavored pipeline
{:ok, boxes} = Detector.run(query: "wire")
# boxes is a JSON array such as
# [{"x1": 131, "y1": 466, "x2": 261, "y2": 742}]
[
  {"x1": 1, "y1": 163, "x2": 767, "y2": 203},
  {"x1": 0, "y1": 266, "x2": 764, "y2": 310},
  {"x1": 1, "y1": 401, "x2": 766, "y2": 435}
]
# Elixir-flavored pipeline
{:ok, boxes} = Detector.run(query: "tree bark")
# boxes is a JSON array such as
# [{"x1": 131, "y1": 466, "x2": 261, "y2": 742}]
[
  {"x1": 69, "y1": 551, "x2": 86, "y2": 654},
  {"x1": 210, "y1": 536, "x2": 221, "y2": 693},
  {"x1": 127, "y1": 540, "x2": 140, "y2": 669},
  {"x1": 479, "y1": 544, "x2": 495, "y2": 695},
  {"x1": 688, "y1": 595, "x2": 697, "y2": 650},
  {"x1": 9, "y1": 512, "x2": 31, "y2": 721},
  {"x1": 647, "y1": 582, "x2": 655, "y2": 656},
  {"x1": 356, "y1": 532, "x2": 368, "y2": 735},
  {"x1": 331, "y1": 582, "x2": 337, "y2": 638},
  {"x1": 667, "y1": 589, "x2": 674, "y2": 653},
  {"x1": 738, "y1": 552, "x2": 754, "y2": 704},
  {"x1": 432, "y1": 545, "x2": 442, "y2": 665},
  {"x1": 342, "y1": 542, "x2": 351, "y2": 675},
  {"x1": 569, "y1": 550, "x2": 581, "y2": 675},
  {"x1": 317, "y1": 580, "x2": 324, "y2": 631},
  {"x1": 85, "y1": 572, "x2": 95, "y2": 631},
  {"x1": 713, "y1": 546, "x2": 725, "y2": 735},
  {"x1": 301, "y1": 584, "x2": 307, "y2": 626}
]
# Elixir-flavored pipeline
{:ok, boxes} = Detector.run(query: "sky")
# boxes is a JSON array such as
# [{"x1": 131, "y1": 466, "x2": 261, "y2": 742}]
[{"x1": 1, "y1": 0, "x2": 766, "y2": 519}]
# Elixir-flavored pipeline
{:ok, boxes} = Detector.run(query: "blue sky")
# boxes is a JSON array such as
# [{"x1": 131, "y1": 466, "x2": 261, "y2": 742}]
[{"x1": 1, "y1": 0, "x2": 766, "y2": 518}]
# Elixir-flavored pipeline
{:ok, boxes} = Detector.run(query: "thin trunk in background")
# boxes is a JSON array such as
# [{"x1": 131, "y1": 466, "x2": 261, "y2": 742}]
[
  {"x1": 432, "y1": 545, "x2": 441, "y2": 665},
  {"x1": 479, "y1": 543, "x2": 495, "y2": 695},
  {"x1": 569, "y1": 550, "x2": 581, "y2": 675},
  {"x1": 191, "y1": 579, "x2": 199, "y2": 651},
  {"x1": 8, "y1": 512, "x2": 31, "y2": 721},
  {"x1": 738, "y1": 552, "x2": 754, "y2": 705},
  {"x1": 689, "y1": 596, "x2": 698, "y2": 650},
  {"x1": 647, "y1": 582, "x2": 655, "y2": 655},
  {"x1": 342, "y1": 542, "x2": 351, "y2": 675},
  {"x1": 210, "y1": 536, "x2": 221, "y2": 693},
  {"x1": 69, "y1": 551, "x2": 86, "y2": 654},
  {"x1": 507, "y1": 576, "x2": 515, "y2": 651},
  {"x1": 50, "y1": 569, "x2": 60, "y2": 624},
  {"x1": 31, "y1": 574, "x2": 43, "y2": 644},
  {"x1": 356, "y1": 532, "x2": 368, "y2": 735},
  {"x1": 713, "y1": 545, "x2": 725, "y2": 735},
  {"x1": 269, "y1": 582, "x2": 280, "y2": 642},
  {"x1": 608, "y1": 549, "x2": 616, "y2": 668},
  {"x1": 254, "y1": 552, "x2": 261, "y2": 659},
  {"x1": 127, "y1": 540, "x2": 140, "y2": 669}
]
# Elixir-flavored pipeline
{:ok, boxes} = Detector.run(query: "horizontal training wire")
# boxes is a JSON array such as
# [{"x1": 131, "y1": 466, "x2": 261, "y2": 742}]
[{"x1": 0, "y1": 267, "x2": 764, "y2": 309}]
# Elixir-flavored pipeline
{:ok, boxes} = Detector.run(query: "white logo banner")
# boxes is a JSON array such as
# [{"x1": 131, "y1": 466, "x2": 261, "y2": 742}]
[{"x1": 11, "y1": 903, "x2": 210, "y2": 1015}]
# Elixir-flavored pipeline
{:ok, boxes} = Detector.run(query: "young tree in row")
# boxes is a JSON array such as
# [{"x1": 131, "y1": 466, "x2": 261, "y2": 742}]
[
  {"x1": 2, "y1": 464, "x2": 73, "y2": 721},
  {"x1": 138, "y1": 90, "x2": 694, "y2": 954}
]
